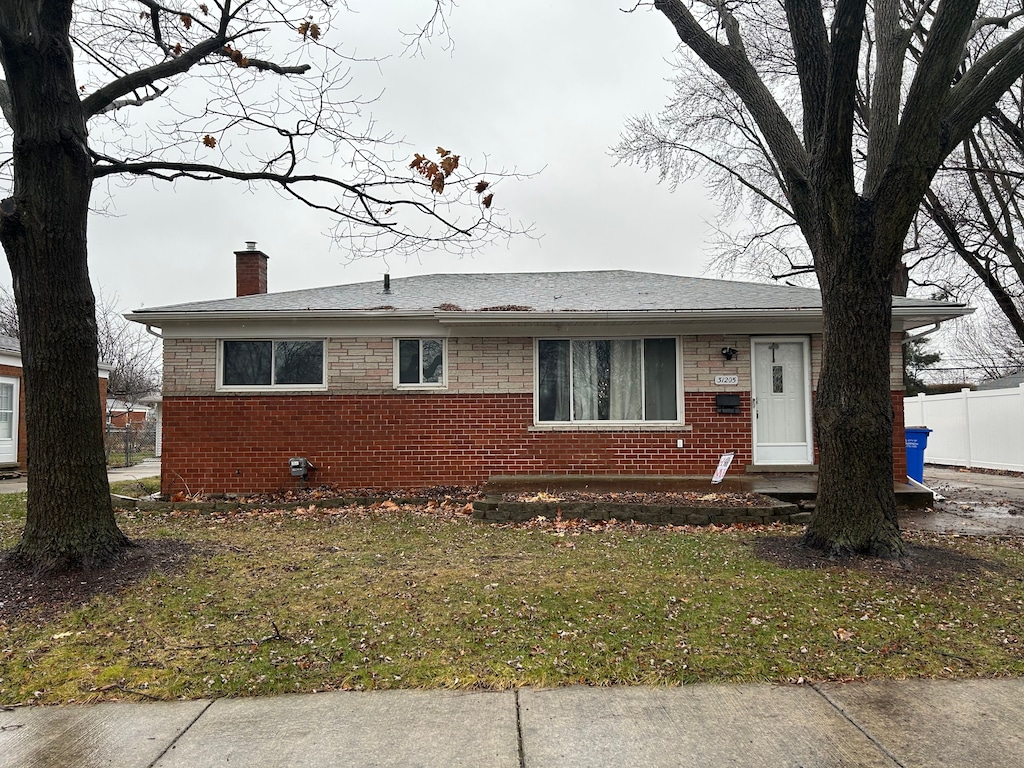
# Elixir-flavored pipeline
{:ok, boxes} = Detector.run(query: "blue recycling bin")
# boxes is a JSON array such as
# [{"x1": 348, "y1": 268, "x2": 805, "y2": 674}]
[{"x1": 905, "y1": 427, "x2": 932, "y2": 483}]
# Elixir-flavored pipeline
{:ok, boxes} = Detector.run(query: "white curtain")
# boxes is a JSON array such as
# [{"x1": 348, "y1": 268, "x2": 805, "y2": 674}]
[
  {"x1": 609, "y1": 340, "x2": 642, "y2": 420},
  {"x1": 572, "y1": 340, "x2": 600, "y2": 420}
]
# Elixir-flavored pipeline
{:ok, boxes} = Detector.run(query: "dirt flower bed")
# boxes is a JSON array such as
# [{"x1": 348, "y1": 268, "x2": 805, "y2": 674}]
[
  {"x1": 505, "y1": 490, "x2": 772, "y2": 507},
  {"x1": 169, "y1": 484, "x2": 484, "y2": 505}
]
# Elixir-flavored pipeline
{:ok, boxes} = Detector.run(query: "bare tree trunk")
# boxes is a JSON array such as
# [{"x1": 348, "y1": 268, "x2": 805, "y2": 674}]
[
  {"x1": 805, "y1": 210, "x2": 904, "y2": 558},
  {"x1": 0, "y1": 2, "x2": 129, "y2": 570}
]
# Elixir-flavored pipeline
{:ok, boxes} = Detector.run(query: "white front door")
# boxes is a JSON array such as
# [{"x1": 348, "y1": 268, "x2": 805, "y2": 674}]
[
  {"x1": 751, "y1": 338, "x2": 813, "y2": 465},
  {"x1": 0, "y1": 377, "x2": 19, "y2": 465}
]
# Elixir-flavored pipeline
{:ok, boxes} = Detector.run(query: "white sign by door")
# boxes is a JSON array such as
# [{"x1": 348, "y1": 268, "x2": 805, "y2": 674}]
[{"x1": 712, "y1": 452, "x2": 735, "y2": 484}]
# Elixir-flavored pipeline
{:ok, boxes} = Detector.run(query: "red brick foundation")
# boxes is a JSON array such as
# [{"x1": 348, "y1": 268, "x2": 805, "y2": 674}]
[{"x1": 161, "y1": 389, "x2": 909, "y2": 494}]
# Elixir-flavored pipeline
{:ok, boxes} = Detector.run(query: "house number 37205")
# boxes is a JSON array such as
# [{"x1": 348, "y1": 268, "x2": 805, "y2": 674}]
[{"x1": 714, "y1": 375, "x2": 739, "y2": 386}]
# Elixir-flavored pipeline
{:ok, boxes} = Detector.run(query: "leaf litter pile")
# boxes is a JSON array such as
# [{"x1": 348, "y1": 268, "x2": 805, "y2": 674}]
[{"x1": 1, "y1": 493, "x2": 1023, "y2": 705}]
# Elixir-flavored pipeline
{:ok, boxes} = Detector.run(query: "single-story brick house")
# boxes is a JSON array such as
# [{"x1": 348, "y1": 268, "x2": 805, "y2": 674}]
[
  {"x1": 127, "y1": 246, "x2": 969, "y2": 495},
  {"x1": 0, "y1": 334, "x2": 111, "y2": 471},
  {"x1": 0, "y1": 335, "x2": 26, "y2": 469}
]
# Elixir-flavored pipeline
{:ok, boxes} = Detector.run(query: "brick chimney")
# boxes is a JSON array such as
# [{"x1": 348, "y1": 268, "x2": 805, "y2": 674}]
[{"x1": 235, "y1": 241, "x2": 268, "y2": 296}]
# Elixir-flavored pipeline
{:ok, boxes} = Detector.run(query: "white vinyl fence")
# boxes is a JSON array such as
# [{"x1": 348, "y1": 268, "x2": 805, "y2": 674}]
[{"x1": 904, "y1": 385, "x2": 1024, "y2": 471}]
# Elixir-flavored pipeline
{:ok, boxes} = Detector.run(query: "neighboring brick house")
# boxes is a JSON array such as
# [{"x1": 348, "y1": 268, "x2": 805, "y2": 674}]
[
  {"x1": 0, "y1": 334, "x2": 110, "y2": 471},
  {"x1": 127, "y1": 246, "x2": 969, "y2": 495},
  {"x1": 106, "y1": 399, "x2": 151, "y2": 429}
]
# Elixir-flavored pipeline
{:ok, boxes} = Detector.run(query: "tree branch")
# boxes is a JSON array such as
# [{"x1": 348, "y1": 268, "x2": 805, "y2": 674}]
[
  {"x1": 652, "y1": 0, "x2": 810, "y2": 219},
  {"x1": 91, "y1": 155, "x2": 483, "y2": 236},
  {"x1": 784, "y1": 0, "x2": 830, "y2": 149},
  {"x1": 81, "y1": 36, "x2": 230, "y2": 118},
  {"x1": 947, "y1": 27, "x2": 1024, "y2": 146},
  {"x1": 93, "y1": 86, "x2": 168, "y2": 115}
]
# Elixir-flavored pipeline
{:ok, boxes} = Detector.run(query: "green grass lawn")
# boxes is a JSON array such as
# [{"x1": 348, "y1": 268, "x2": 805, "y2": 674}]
[{"x1": 1, "y1": 496, "x2": 1022, "y2": 705}]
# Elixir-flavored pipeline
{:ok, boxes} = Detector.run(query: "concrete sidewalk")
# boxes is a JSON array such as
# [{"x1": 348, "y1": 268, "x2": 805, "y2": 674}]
[
  {"x1": 0, "y1": 458, "x2": 160, "y2": 495},
  {"x1": 2, "y1": 679, "x2": 1022, "y2": 767}
]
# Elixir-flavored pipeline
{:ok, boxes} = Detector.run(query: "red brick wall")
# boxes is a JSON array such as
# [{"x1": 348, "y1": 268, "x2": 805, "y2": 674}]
[
  {"x1": 161, "y1": 388, "x2": 911, "y2": 494},
  {"x1": 161, "y1": 392, "x2": 757, "y2": 494}
]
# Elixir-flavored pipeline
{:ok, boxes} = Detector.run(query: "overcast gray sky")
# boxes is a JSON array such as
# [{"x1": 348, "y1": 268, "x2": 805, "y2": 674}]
[{"x1": 3, "y1": 2, "x2": 721, "y2": 312}]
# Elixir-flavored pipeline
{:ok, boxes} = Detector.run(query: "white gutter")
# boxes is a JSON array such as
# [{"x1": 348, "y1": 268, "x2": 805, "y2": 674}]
[{"x1": 125, "y1": 303, "x2": 971, "y2": 327}]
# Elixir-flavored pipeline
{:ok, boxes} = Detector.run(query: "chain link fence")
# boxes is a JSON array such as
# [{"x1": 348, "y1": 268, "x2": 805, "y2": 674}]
[{"x1": 106, "y1": 419, "x2": 158, "y2": 467}]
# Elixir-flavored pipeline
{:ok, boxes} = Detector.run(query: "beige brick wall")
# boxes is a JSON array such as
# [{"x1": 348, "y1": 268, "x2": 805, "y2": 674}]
[
  {"x1": 164, "y1": 332, "x2": 889, "y2": 398},
  {"x1": 682, "y1": 335, "x2": 751, "y2": 391},
  {"x1": 685, "y1": 334, "x2": 826, "y2": 392},
  {"x1": 327, "y1": 337, "x2": 393, "y2": 393},
  {"x1": 448, "y1": 337, "x2": 532, "y2": 394},
  {"x1": 890, "y1": 332, "x2": 904, "y2": 390},
  {"x1": 163, "y1": 336, "x2": 535, "y2": 396},
  {"x1": 163, "y1": 339, "x2": 217, "y2": 395}
]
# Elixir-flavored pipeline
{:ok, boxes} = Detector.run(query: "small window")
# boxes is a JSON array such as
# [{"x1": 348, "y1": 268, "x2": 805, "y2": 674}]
[
  {"x1": 221, "y1": 340, "x2": 324, "y2": 388},
  {"x1": 396, "y1": 338, "x2": 445, "y2": 387}
]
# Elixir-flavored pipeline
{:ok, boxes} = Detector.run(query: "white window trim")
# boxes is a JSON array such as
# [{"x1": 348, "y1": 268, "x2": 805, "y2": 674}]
[
  {"x1": 393, "y1": 337, "x2": 448, "y2": 390},
  {"x1": 216, "y1": 339, "x2": 328, "y2": 392},
  {"x1": 533, "y1": 336, "x2": 684, "y2": 426}
]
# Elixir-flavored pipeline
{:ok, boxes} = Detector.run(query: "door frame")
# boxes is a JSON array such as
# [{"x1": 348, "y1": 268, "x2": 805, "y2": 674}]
[{"x1": 749, "y1": 336, "x2": 814, "y2": 465}]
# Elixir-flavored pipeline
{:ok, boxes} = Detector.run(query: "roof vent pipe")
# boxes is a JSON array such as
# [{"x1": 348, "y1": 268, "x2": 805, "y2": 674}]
[{"x1": 383, "y1": 273, "x2": 391, "y2": 295}]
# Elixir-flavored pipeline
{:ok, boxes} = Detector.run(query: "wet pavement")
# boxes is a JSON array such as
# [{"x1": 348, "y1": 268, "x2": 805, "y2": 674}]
[
  {"x1": 2, "y1": 679, "x2": 1024, "y2": 767},
  {"x1": 900, "y1": 466, "x2": 1024, "y2": 536}
]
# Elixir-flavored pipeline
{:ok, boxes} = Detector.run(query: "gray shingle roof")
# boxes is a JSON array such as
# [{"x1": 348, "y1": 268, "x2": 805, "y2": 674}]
[
  {"x1": 976, "y1": 373, "x2": 1024, "y2": 390},
  {"x1": 0, "y1": 335, "x2": 20, "y2": 354},
  {"x1": 129, "y1": 270, "x2": 958, "y2": 316}
]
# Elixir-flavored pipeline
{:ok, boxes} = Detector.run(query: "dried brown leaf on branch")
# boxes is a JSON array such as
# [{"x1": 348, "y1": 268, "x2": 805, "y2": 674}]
[
  {"x1": 222, "y1": 45, "x2": 249, "y2": 68},
  {"x1": 298, "y1": 20, "x2": 321, "y2": 41}
]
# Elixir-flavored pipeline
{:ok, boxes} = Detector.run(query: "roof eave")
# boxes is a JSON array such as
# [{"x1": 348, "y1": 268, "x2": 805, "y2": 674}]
[
  {"x1": 125, "y1": 309, "x2": 437, "y2": 324},
  {"x1": 126, "y1": 303, "x2": 972, "y2": 327}
]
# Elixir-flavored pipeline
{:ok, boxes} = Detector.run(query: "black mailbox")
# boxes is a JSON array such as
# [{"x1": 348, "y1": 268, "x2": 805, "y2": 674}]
[{"x1": 716, "y1": 393, "x2": 742, "y2": 415}]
